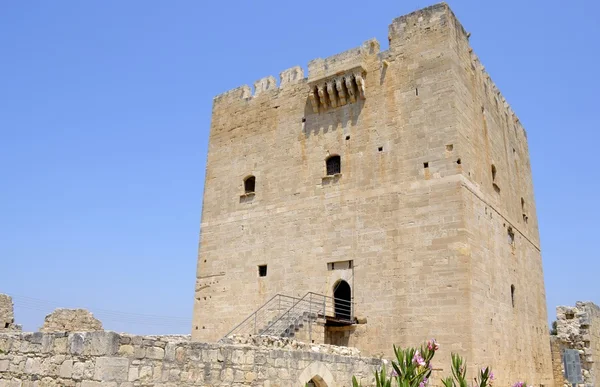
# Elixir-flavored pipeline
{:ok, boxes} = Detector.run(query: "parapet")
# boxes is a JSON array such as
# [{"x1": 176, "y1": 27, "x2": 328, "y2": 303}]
[
  {"x1": 307, "y1": 39, "x2": 379, "y2": 83},
  {"x1": 388, "y1": 3, "x2": 463, "y2": 48},
  {"x1": 212, "y1": 38, "x2": 380, "y2": 114}
]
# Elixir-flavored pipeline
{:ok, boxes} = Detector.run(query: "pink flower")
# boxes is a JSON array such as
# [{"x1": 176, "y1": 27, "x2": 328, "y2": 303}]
[
  {"x1": 427, "y1": 338, "x2": 439, "y2": 351},
  {"x1": 412, "y1": 350, "x2": 426, "y2": 367}
]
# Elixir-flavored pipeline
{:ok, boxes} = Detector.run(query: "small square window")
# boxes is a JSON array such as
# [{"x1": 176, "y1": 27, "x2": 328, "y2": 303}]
[
  {"x1": 258, "y1": 265, "x2": 267, "y2": 277},
  {"x1": 378, "y1": 146, "x2": 383, "y2": 152},
  {"x1": 423, "y1": 162, "x2": 429, "y2": 169}
]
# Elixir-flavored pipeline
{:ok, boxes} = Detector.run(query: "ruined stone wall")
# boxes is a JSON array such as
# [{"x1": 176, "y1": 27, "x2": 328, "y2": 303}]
[
  {"x1": 40, "y1": 309, "x2": 103, "y2": 333},
  {"x1": 0, "y1": 295, "x2": 21, "y2": 332},
  {"x1": 550, "y1": 336, "x2": 567, "y2": 387},
  {"x1": 551, "y1": 302, "x2": 600, "y2": 386},
  {"x1": 0, "y1": 331, "x2": 381, "y2": 386}
]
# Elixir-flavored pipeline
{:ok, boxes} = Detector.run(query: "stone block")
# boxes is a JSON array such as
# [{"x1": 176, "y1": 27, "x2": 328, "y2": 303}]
[
  {"x1": 83, "y1": 331, "x2": 119, "y2": 356},
  {"x1": 145, "y1": 346, "x2": 164, "y2": 360},
  {"x1": 93, "y1": 357, "x2": 129, "y2": 381},
  {"x1": 59, "y1": 359, "x2": 73, "y2": 378}
]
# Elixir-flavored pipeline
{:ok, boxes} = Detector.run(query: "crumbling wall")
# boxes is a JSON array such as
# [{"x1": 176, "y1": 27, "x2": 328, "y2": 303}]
[
  {"x1": 551, "y1": 301, "x2": 599, "y2": 387},
  {"x1": 40, "y1": 308, "x2": 103, "y2": 332},
  {"x1": 0, "y1": 331, "x2": 382, "y2": 386},
  {"x1": 0, "y1": 294, "x2": 21, "y2": 332}
]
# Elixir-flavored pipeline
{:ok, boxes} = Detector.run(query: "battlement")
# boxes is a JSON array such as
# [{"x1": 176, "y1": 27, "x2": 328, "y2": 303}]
[
  {"x1": 211, "y1": 2, "x2": 526, "y2": 136},
  {"x1": 212, "y1": 37, "x2": 381, "y2": 108}
]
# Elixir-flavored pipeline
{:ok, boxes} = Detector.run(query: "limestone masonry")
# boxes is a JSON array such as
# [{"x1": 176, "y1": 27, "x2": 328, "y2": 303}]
[
  {"x1": 0, "y1": 295, "x2": 21, "y2": 332},
  {"x1": 193, "y1": 2, "x2": 553, "y2": 386},
  {"x1": 40, "y1": 309, "x2": 103, "y2": 333},
  {"x1": 0, "y1": 330, "x2": 381, "y2": 386},
  {"x1": 551, "y1": 302, "x2": 600, "y2": 386}
]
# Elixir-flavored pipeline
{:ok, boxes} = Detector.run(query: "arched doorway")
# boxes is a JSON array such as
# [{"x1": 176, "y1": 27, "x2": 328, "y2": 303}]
[
  {"x1": 306, "y1": 375, "x2": 328, "y2": 387},
  {"x1": 333, "y1": 280, "x2": 351, "y2": 321}
]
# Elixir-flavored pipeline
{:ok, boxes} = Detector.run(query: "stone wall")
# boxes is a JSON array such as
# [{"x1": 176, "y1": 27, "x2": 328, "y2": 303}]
[
  {"x1": 0, "y1": 295, "x2": 21, "y2": 332},
  {"x1": 40, "y1": 309, "x2": 103, "y2": 333},
  {"x1": 551, "y1": 301, "x2": 600, "y2": 387},
  {"x1": 0, "y1": 331, "x2": 382, "y2": 386}
]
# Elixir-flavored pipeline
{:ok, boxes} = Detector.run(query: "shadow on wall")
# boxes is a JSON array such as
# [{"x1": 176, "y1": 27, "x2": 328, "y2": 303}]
[{"x1": 303, "y1": 98, "x2": 365, "y2": 137}]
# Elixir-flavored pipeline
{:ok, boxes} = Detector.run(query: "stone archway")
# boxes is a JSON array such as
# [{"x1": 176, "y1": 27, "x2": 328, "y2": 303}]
[
  {"x1": 297, "y1": 361, "x2": 335, "y2": 387},
  {"x1": 306, "y1": 375, "x2": 328, "y2": 387}
]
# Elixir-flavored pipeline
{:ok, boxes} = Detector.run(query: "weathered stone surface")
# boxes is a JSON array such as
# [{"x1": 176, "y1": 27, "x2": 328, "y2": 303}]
[
  {"x1": 551, "y1": 301, "x2": 599, "y2": 386},
  {"x1": 0, "y1": 330, "x2": 381, "y2": 386},
  {"x1": 0, "y1": 294, "x2": 21, "y2": 332},
  {"x1": 40, "y1": 309, "x2": 102, "y2": 333},
  {"x1": 191, "y1": 3, "x2": 553, "y2": 387},
  {"x1": 93, "y1": 357, "x2": 129, "y2": 381}
]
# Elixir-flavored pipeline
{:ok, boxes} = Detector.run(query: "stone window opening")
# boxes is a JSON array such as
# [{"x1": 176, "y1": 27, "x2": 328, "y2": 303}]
[
  {"x1": 507, "y1": 226, "x2": 515, "y2": 245},
  {"x1": 258, "y1": 265, "x2": 267, "y2": 277},
  {"x1": 423, "y1": 162, "x2": 429, "y2": 169},
  {"x1": 511, "y1": 285, "x2": 515, "y2": 308},
  {"x1": 521, "y1": 197, "x2": 528, "y2": 223},
  {"x1": 565, "y1": 311, "x2": 574, "y2": 320},
  {"x1": 491, "y1": 165, "x2": 501, "y2": 193},
  {"x1": 456, "y1": 158, "x2": 462, "y2": 165},
  {"x1": 378, "y1": 146, "x2": 383, "y2": 152},
  {"x1": 244, "y1": 176, "x2": 256, "y2": 194},
  {"x1": 326, "y1": 155, "x2": 341, "y2": 176}
]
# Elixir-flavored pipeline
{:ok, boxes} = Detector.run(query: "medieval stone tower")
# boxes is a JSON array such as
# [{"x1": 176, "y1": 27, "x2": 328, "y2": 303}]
[{"x1": 192, "y1": 3, "x2": 554, "y2": 385}]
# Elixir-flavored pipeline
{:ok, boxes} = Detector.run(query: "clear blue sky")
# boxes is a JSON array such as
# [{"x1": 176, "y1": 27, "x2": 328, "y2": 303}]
[{"x1": 1, "y1": 1, "x2": 598, "y2": 334}]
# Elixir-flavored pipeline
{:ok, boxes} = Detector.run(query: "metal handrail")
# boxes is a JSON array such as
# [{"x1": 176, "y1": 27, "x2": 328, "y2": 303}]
[
  {"x1": 221, "y1": 294, "x2": 301, "y2": 340},
  {"x1": 221, "y1": 291, "x2": 355, "y2": 341},
  {"x1": 258, "y1": 292, "x2": 354, "y2": 337}
]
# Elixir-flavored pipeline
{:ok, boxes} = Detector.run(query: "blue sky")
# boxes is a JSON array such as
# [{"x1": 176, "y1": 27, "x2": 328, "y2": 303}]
[{"x1": 0, "y1": 1, "x2": 598, "y2": 334}]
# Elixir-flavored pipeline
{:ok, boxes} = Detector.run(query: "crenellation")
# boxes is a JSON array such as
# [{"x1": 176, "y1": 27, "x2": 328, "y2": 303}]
[
  {"x1": 279, "y1": 66, "x2": 304, "y2": 87},
  {"x1": 213, "y1": 84, "x2": 252, "y2": 105},
  {"x1": 253, "y1": 75, "x2": 277, "y2": 96}
]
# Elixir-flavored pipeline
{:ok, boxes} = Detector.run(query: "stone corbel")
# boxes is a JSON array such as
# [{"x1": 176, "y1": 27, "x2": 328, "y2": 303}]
[
  {"x1": 355, "y1": 72, "x2": 365, "y2": 99},
  {"x1": 317, "y1": 84, "x2": 328, "y2": 110},
  {"x1": 345, "y1": 75, "x2": 356, "y2": 103},
  {"x1": 335, "y1": 78, "x2": 347, "y2": 106},
  {"x1": 308, "y1": 88, "x2": 319, "y2": 113},
  {"x1": 326, "y1": 81, "x2": 337, "y2": 108}
]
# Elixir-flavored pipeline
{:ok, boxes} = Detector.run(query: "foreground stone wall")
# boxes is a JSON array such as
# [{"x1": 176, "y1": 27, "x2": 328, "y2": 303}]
[
  {"x1": 0, "y1": 331, "x2": 381, "y2": 386},
  {"x1": 551, "y1": 301, "x2": 599, "y2": 387}
]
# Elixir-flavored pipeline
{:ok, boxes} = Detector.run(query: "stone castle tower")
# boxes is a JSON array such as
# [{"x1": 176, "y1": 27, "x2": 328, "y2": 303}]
[{"x1": 192, "y1": 3, "x2": 553, "y2": 385}]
